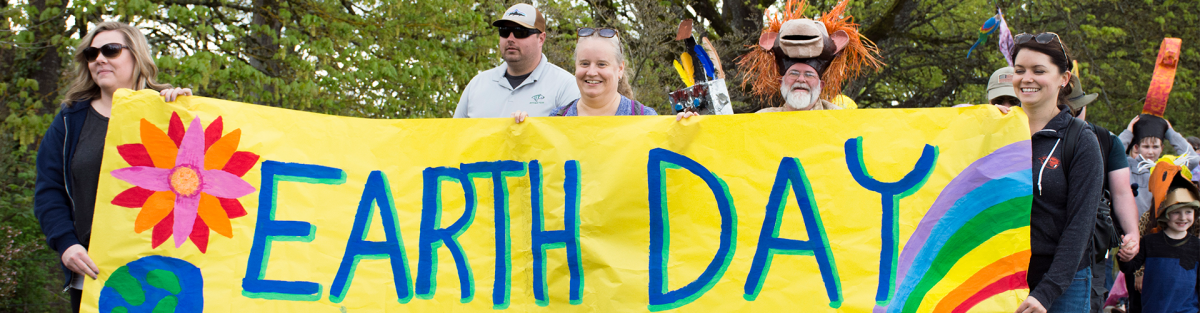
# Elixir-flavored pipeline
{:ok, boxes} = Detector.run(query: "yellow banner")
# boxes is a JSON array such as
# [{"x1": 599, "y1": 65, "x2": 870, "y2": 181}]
[{"x1": 85, "y1": 89, "x2": 1033, "y2": 312}]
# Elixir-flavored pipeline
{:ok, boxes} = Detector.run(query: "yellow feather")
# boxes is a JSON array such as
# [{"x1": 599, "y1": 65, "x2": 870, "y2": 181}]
[
  {"x1": 673, "y1": 60, "x2": 693, "y2": 86},
  {"x1": 680, "y1": 53, "x2": 695, "y2": 79}
]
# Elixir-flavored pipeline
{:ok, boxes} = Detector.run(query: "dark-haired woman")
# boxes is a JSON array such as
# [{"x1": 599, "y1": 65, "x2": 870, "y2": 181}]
[
  {"x1": 34, "y1": 21, "x2": 191, "y2": 312},
  {"x1": 1011, "y1": 32, "x2": 1104, "y2": 313}
]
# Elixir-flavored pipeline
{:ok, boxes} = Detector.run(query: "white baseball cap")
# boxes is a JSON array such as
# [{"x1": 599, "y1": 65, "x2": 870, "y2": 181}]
[
  {"x1": 986, "y1": 67, "x2": 1017, "y2": 103},
  {"x1": 493, "y1": 3, "x2": 546, "y2": 33}
]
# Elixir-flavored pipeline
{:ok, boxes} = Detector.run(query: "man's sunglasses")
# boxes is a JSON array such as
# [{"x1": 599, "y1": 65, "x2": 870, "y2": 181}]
[
  {"x1": 498, "y1": 27, "x2": 541, "y2": 39},
  {"x1": 578, "y1": 27, "x2": 617, "y2": 38},
  {"x1": 1014, "y1": 32, "x2": 1071, "y2": 68},
  {"x1": 82, "y1": 43, "x2": 130, "y2": 62},
  {"x1": 991, "y1": 96, "x2": 1021, "y2": 107}
]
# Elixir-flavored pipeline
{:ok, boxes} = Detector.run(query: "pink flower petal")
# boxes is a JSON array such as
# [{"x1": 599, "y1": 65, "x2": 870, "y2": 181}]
[
  {"x1": 111, "y1": 167, "x2": 173, "y2": 191},
  {"x1": 201, "y1": 169, "x2": 257, "y2": 199},
  {"x1": 172, "y1": 193, "x2": 200, "y2": 248},
  {"x1": 176, "y1": 118, "x2": 206, "y2": 169}
]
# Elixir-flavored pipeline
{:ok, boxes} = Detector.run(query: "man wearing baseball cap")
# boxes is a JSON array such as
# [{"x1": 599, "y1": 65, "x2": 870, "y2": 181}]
[
  {"x1": 986, "y1": 67, "x2": 1020, "y2": 108},
  {"x1": 454, "y1": 3, "x2": 579, "y2": 118}
]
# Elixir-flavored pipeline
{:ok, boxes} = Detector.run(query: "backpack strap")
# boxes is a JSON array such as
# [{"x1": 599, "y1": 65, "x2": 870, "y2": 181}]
[
  {"x1": 1090, "y1": 124, "x2": 1114, "y2": 190},
  {"x1": 1060, "y1": 117, "x2": 1085, "y2": 175},
  {"x1": 630, "y1": 99, "x2": 644, "y2": 116}
]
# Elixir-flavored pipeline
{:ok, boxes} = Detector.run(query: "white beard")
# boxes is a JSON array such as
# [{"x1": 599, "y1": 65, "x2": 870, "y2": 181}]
[{"x1": 781, "y1": 82, "x2": 821, "y2": 110}]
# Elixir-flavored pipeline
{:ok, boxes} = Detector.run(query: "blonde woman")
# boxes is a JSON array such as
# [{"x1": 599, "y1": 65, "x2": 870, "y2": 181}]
[
  {"x1": 34, "y1": 21, "x2": 191, "y2": 312},
  {"x1": 512, "y1": 27, "x2": 655, "y2": 122}
]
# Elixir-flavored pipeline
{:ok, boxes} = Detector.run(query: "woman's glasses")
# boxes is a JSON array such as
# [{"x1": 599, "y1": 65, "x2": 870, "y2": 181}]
[
  {"x1": 578, "y1": 27, "x2": 618, "y2": 38},
  {"x1": 1014, "y1": 32, "x2": 1062, "y2": 46},
  {"x1": 498, "y1": 27, "x2": 541, "y2": 39},
  {"x1": 82, "y1": 43, "x2": 129, "y2": 62},
  {"x1": 1014, "y1": 32, "x2": 1070, "y2": 67}
]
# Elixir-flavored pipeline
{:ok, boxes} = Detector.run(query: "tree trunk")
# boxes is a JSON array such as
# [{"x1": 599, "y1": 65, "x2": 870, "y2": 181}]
[
  {"x1": 248, "y1": 0, "x2": 283, "y2": 105},
  {"x1": 249, "y1": 0, "x2": 282, "y2": 76},
  {"x1": 29, "y1": 0, "x2": 67, "y2": 114},
  {"x1": 721, "y1": 0, "x2": 765, "y2": 37}
]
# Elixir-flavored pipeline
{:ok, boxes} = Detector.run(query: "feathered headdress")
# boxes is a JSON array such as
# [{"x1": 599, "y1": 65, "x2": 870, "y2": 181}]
[{"x1": 736, "y1": 0, "x2": 883, "y2": 104}]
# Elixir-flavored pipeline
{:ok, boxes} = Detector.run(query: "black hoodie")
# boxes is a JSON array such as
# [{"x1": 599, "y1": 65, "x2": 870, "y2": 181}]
[{"x1": 1026, "y1": 106, "x2": 1104, "y2": 306}]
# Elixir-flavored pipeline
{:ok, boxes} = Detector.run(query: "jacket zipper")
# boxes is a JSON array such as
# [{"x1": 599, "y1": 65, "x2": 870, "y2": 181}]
[{"x1": 62, "y1": 114, "x2": 77, "y2": 292}]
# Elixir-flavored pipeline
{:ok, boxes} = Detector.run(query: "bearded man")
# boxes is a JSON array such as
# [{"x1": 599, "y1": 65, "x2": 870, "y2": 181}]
[{"x1": 738, "y1": 0, "x2": 881, "y2": 113}]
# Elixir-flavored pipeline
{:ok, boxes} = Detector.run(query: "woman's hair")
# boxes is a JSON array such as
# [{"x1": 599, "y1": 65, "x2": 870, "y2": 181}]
[
  {"x1": 576, "y1": 34, "x2": 636, "y2": 101},
  {"x1": 1186, "y1": 136, "x2": 1200, "y2": 152},
  {"x1": 65, "y1": 21, "x2": 172, "y2": 105},
  {"x1": 1011, "y1": 35, "x2": 1074, "y2": 107}
]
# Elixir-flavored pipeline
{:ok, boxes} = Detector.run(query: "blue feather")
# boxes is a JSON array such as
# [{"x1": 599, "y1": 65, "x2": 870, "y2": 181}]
[{"x1": 693, "y1": 45, "x2": 716, "y2": 79}]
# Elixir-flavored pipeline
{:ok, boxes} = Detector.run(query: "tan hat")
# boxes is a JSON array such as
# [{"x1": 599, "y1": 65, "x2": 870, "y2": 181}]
[
  {"x1": 1155, "y1": 187, "x2": 1200, "y2": 227},
  {"x1": 492, "y1": 3, "x2": 546, "y2": 33},
  {"x1": 986, "y1": 67, "x2": 1017, "y2": 103},
  {"x1": 1066, "y1": 74, "x2": 1098, "y2": 113}
]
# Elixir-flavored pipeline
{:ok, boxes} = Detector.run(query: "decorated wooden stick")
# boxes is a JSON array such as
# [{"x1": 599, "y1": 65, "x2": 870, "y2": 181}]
[{"x1": 1143, "y1": 38, "x2": 1182, "y2": 117}]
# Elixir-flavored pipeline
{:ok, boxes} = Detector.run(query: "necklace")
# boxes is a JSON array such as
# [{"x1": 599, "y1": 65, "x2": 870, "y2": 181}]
[{"x1": 1165, "y1": 233, "x2": 1190, "y2": 247}]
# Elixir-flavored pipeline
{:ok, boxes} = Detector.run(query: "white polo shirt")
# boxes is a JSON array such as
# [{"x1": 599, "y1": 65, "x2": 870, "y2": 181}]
[{"x1": 453, "y1": 54, "x2": 580, "y2": 118}]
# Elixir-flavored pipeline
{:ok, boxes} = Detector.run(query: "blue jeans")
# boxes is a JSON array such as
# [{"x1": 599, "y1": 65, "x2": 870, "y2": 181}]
[{"x1": 1048, "y1": 267, "x2": 1091, "y2": 313}]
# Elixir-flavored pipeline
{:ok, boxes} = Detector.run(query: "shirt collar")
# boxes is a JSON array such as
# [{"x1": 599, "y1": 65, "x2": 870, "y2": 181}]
[{"x1": 493, "y1": 54, "x2": 549, "y2": 85}]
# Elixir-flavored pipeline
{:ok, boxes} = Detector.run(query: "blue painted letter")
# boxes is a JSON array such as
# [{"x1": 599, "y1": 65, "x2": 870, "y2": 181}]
[
  {"x1": 528, "y1": 160, "x2": 584, "y2": 306},
  {"x1": 844, "y1": 137, "x2": 937, "y2": 305},
  {"x1": 243, "y1": 161, "x2": 346, "y2": 301},
  {"x1": 415, "y1": 166, "x2": 477, "y2": 303},
  {"x1": 744, "y1": 157, "x2": 841, "y2": 307},
  {"x1": 647, "y1": 148, "x2": 736, "y2": 311},
  {"x1": 462, "y1": 161, "x2": 526, "y2": 309},
  {"x1": 329, "y1": 171, "x2": 412, "y2": 303}
]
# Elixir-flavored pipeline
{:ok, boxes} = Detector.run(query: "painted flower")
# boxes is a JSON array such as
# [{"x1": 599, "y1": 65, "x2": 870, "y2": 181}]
[{"x1": 110, "y1": 113, "x2": 259, "y2": 252}]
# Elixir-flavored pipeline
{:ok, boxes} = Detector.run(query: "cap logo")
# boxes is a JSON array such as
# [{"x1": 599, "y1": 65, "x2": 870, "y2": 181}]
[
  {"x1": 999, "y1": 74, "x2": 1012, "y2": 83},
  {"x1": 508, "y1": 9, "x2": 526, "y2": 17}
]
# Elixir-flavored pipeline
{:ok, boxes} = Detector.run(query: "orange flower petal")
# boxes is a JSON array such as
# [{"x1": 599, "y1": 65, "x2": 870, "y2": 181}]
[
  {"x1": 140, "y1": 119, "x2": 178, "y2": 168},
  {"x1": 204, "y1": 129, "x2": 241, "y2": 170},
  {"x1": 198, "y1": 194, "x2": 232, "y2": 238},
  {"x1": 135, "y1": 191, "x2": 176, "y2": 233}
]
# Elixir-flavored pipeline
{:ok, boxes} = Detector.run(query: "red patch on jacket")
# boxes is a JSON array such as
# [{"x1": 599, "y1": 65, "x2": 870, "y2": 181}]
[{"x1": 1037, "y1": 156, "x2": 1061, "y2": 170}]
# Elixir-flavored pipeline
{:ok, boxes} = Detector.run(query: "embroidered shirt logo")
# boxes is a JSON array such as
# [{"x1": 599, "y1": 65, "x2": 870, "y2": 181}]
[
  {"x1": 1037, "y1": 156, "x2": 1061, "y2": 170},
  {"x1": 531, "y1": 94, "x2": 545, "y2": 105},
  {"x1": 508, "y1": 9, "x2": 526, "y2": 17}
]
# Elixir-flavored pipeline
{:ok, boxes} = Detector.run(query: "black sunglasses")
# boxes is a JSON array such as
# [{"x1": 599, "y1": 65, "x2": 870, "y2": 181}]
[
  {"x1": 1014, "y1": 32, "x2": 1071, "y2": 68},
  {"x1": 82, "y1": 43, "x2": 129, "y2": 62},
  {"x1": 578, "y1": 27, "x2": 618, "y2": 38},
  {"x1": 498, "y1": 27, "x2": 541, "y2": 39}
]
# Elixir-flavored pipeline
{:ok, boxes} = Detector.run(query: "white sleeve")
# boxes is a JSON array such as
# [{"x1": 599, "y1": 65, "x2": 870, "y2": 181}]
[{"x1": 453, "y1": 79, "x2": 473, "y2": 118}]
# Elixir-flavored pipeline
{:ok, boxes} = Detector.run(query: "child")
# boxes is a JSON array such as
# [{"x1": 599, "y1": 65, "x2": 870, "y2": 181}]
[
  {"x1": 1120, "y1": 180, "x2": 1200, "y2": 313},
  {"x1": 1120, "y1": 115, "x2": 1199, "y2": 216}
]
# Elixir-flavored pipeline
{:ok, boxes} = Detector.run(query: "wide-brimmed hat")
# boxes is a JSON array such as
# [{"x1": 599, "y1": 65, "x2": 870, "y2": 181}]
[
  {"x1": 1065, "y1": 75, "x2": 1098, "y2": 113},
  {"x1": 986, "y1": 67, "x2": 1017, "y2": 103},
  {"x1": 492, "y1": 3, "x2": 546, "y2": 33},
  {"x1": 1155, "y1": 186, "x2": 1200, "y2": 227}
]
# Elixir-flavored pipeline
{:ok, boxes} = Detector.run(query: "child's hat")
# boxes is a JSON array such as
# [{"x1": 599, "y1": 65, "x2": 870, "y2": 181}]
[
  {"x1": 1127, "y1": 114, "x2": 1168, "y2": 154},
  {"x1": 1148, "y1": 160, "x2": 1200, "y2": 232},
  {"x1": 1155, "y1": 187, "x2": 1200, "y2": 226}
]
